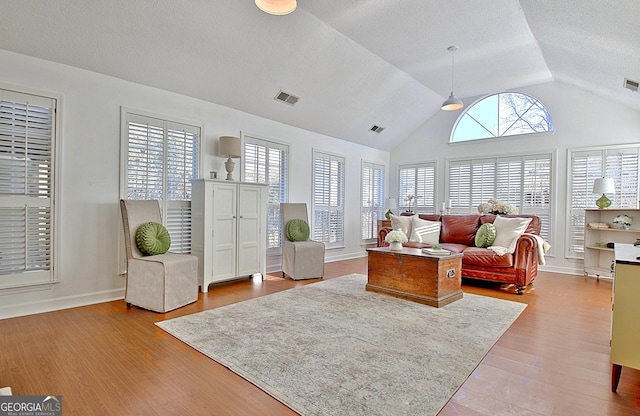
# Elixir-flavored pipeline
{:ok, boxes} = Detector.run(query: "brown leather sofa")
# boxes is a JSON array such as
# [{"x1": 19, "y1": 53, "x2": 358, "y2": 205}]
[{"x1": 378, "y1": 213, "x2": 541, "y2": 295}]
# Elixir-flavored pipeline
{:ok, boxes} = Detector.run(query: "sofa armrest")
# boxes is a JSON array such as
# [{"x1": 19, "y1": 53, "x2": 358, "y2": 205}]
[
  {"x1": 378, "y1": 227, "x2": 392, "y2": 247},
  {"x1": 512, "y1": 234, "x2": 539, "y2": 288}
]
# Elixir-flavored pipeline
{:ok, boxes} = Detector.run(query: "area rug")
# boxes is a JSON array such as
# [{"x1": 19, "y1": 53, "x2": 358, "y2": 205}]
[{"x1": 156, "y1": 274, "x2": 526, "y2": 416}]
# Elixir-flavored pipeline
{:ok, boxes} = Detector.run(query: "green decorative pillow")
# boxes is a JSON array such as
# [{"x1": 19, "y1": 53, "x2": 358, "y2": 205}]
[
  {"x1": 475, "y1": 223, "x2": 497, "y2": 248},
  {"x1": 286, "y1": 219, "x2": 310, "y2": 242},
  {"x1": 135, "y1": 222, "x2": 171, "y2": 255}
]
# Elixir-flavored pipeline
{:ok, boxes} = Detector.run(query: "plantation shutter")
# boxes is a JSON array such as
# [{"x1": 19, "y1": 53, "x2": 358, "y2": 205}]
[
  {"x1": 243, "y1": 137, "x2": 288, "y2": 251},
  {"x1": 361, "y1": 161, "x2": 384, "y2": 240},
  {"x1": 0, "y1": 89, "x2": 56, "y2": 287},
  {"x1": 125, "y1": 113, "x2": 199, "y2": 253},
  {"x1": 448, "y1": 153, "x2": 552, "y2": 242},
  {"x1": 568, "y1": 147, "x2": 639, "y2": 258},
  {"x1": 313, "y1": 151, "x2": 344, "y2": 248},
  {"x1": 397, "y1": 163, "x2": 435, "y2": 213}
]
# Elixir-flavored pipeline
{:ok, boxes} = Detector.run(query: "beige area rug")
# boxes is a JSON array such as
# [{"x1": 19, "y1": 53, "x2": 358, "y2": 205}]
[{"x1": 156, "y1": 274, "x2": 526, "y2": 416}]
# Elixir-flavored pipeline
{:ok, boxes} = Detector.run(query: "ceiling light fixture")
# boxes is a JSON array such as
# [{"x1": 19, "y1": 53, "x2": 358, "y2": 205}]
[
  {"x1": 441, "y1": 45, "x2": 464, "y2": 111},
  {"x1": 255, "y1": 0, "x2": 297, "y2": 15}
]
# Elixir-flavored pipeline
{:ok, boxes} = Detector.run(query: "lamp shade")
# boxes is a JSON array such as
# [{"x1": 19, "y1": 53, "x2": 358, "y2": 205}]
[
  {"x1": 255, "y1": 0, "x2": 297, "y2": 15},
  {"x1": 593, "y1": 177, "x2": 615, "y2": 195},
  {"x1": 384, "y1": 197, "x2": 397, "y2": 210},
  {"x1": 441, "y1": 93, "x2": 464, "y2": 111},
  {"x1": 218, "y1": 136, "x2": 241, "y2": 158}
]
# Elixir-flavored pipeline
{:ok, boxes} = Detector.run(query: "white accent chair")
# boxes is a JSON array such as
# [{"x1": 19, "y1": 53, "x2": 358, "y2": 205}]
[
  {"x1": 281, "y1": 203, "x2": 325, "y2": 280},
  {"x1": 120, "y1": 200, "x2": 198, "y2": 312}
]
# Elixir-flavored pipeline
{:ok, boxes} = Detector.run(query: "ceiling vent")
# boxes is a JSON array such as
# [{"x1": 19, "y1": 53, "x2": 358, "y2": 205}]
[
  {"x1": 623, "y1": 78, "x2": 639, "y2": 92},
  {"x1": 370, "y1": 125, "x2": 384, "y2": 133},
  {"x1": 274, "y1": 90, "x2": 300, "y2": 106}
]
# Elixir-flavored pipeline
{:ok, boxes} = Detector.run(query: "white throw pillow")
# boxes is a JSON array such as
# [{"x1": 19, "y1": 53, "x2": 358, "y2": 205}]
[
  {"x1": 390, "y1": 214, "x2": 413, "y2": 237},
  {"x1": 491, "y1": 215, "x2": 532, "y2": 251},
  {"x1": 409, "y1": 216, "x2": 441, "y2": 245}
]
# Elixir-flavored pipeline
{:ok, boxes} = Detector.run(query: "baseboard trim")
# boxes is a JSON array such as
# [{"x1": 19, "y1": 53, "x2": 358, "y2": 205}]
[{"x1": 0, "y1": 288, "x2": 125, "y2": 320}]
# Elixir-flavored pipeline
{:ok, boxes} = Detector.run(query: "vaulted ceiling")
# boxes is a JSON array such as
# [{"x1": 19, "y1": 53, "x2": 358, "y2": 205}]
[{"x1": 0, "y1": 1, "x2": 638, "y2": 150}]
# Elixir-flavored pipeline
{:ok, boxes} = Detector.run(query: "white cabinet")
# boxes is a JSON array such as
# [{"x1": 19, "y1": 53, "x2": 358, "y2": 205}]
[
  {"x1": 192, "y1": 179, "x2": 267, "y2": 292},
  {"x1": 584, "y1": 208, "x2": 640, "y2": 278}
]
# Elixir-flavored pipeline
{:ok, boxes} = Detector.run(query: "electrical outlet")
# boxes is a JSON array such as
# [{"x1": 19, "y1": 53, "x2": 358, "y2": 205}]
[{"x1": 446, "y1": 268, "x2": 456, "y2": 278}]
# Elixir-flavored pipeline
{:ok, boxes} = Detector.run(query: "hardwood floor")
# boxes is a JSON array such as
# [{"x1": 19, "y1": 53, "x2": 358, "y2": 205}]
[{"x1": 1, "y1": 258, "x2": 639, "y2": 415}]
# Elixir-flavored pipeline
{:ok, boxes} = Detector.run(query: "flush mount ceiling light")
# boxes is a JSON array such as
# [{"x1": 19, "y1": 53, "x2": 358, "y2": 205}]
[
  {"x1": 255, "y1": 0, "x2": 297, "y2": 15},
  {"x1": 441, "y1": 45, "x2": 464, "y2": 111}
]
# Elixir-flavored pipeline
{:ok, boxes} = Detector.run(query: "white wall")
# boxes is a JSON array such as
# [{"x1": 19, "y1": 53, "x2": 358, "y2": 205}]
[
  {"x1": 389, "y1": 81, "x2": 640, "y2": 275},
  {"x1": 0, "y1": 50, "x2": 389, "y2": 319}
]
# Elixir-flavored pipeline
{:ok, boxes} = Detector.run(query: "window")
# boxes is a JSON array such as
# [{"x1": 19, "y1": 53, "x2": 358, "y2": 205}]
[
  {"x1": 567, "y1": 146, "x2": 639, "y2": 258},
  {"x1": 447, "y1": 153, "x2": 552, "y2": 242},
  {"x1": 242, "y1": 135, "x2": 288, "y2": 252},
  {"x1": 0, "y1": 89, "x2": 57, "y2": 288},
  {"x1": 122, "y1": 111, "x2": 199, "y2": 253},
  {"x1": 451, "y1": 92, "x2": 553, "y2": 142},
  {"x1": 361, "y1": 161, "x2": 384, "y2": 241},
  {"x1": 398, "y1": 163, "x2": 436, "y2": 213},
  {"x1": 312, "y1": 151, "x2": 344, "y2": 248}
]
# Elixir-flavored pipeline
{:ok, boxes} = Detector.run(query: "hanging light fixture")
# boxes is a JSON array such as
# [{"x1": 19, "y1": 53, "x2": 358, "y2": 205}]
[
  {"x1": 255, "y1": 0, "x2": 297, "y2": 15},
  {"x1": 441, "y1": 45, "x2": 464, "y2": 111}
]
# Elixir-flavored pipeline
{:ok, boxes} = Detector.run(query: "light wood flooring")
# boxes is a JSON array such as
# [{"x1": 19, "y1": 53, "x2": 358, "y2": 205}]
[{"x1": 1, "y1": 258, "x2": 639, "y2": 415}]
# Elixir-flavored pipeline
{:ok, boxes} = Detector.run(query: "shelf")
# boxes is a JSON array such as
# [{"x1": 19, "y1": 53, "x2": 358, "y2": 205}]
[
  {"x1": 585, "y1": 265, "x2": 613, "y2": 277},
  {"x1": 586, "y1": 246, "x2": 614, "y2": 252},
  {"x1": 587, "y1": 227, "x2": 639, "y2": 233}
]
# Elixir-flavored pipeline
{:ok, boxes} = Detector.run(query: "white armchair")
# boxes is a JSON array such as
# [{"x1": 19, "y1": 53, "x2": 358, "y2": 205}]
[
  {"x1": 120, "y1": 199, "x2": 198, "y2": 312},
  {"x1": 280, "y1": 203, "x2": 325, "y2": 280}
]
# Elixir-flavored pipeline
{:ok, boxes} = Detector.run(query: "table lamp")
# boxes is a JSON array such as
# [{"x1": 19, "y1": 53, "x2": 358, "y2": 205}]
[
  {"x1": 218, "y1": 136, "x2": 241, "y2": 181},
  {"x1": 592, "y1": 177, "x2": 615, "y2": 209},
  {"x1": 384, "y1": 197, "x2": 397, "y2": 219}
]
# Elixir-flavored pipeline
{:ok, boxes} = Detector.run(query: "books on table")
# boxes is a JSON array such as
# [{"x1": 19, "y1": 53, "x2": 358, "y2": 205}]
[{"x1": 422, "y1": 248, "x2": 450, "y2": 256}]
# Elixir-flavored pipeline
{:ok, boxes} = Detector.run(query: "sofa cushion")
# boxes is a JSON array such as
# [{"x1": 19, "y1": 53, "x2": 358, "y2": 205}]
[
  {"x1": 409, "y1": 216, "x2": 440, "y2": 245},
  {"x1": 463, "y1": 247, "x2": 514, "y2": 267},
  {"x1": 390, "y1": 214, "x2": 413, "y2": 237},
  {"x1": 475, "y1": 223, "x2": 497, "y2": 248},
  {"x1": 440, "y1": 215, "x2": 481, "y2": 246},
  {"x1": 492, "y1": 215, "x2": 533, "y2": 251},
  {"x1": 480, "y1": 214, "x2": 541, "y2": 235}
]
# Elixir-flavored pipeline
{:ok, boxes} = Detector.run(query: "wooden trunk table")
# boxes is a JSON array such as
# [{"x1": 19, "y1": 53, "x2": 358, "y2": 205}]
[{"x1": 366, "y1": 247, "x2": 463, "y2": 307}]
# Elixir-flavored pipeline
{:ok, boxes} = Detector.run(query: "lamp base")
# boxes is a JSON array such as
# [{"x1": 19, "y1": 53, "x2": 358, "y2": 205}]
[
  {"x1": 224, "y1": 157, "x2": 235, "y2": 181},
  {"x1": 595, "y1": 194, "x2": 611, "y2": 209},
  {"x1": 385, "y1": 209, "x2": 393, "y2": 220}
]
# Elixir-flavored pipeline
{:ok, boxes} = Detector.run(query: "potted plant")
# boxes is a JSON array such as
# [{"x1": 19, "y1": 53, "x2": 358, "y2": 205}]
[{"x1": 384, "y1": 229, "x2": 408, "y2": 251}]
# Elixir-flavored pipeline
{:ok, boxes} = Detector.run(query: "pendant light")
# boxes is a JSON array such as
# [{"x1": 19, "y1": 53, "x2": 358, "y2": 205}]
[
  {"x1": 441, "y1": 45, "x2": 464, "y2": 111},
  {"x1": 255, "y1": 0, "x2": 297, "y2": 15}
]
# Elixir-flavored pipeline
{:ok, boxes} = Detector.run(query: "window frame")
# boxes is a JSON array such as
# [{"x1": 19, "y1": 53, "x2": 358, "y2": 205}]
[
  {"x1": 450, "y1": 92, "x2": 554, "y2": 143},
  {"x1": 397, "y1": 162, "x2": 437, "y2": 214},
  {"x1": 119, "y1": 107, "x2": 202, "y2": 254},
  {"x1": 446, "y1": 151, "x2": 553, "y2": 246},
  {"x1": 566, "y1": 145, "x2": 640, "y2": 259},
  {"x1": 241, "y1": 133, "x2": 289, "y2": 254},
  {"x1": 312, "y1": 149, "x2": 345, "y2": 249},
  {"x1": 0, "y1": 86, "x2": 60, "y2": 289},
  {"x1": 361, "y1": 160, "x2": 385, "y2": 243}
]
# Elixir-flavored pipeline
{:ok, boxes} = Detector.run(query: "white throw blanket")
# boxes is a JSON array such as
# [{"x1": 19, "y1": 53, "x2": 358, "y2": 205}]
[{"x1": 488, "y1": 233, "x2": 550, "y2": 265}]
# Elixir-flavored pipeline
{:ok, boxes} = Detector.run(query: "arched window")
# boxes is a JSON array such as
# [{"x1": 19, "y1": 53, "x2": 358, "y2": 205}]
[{"x1": 451, "y1": 92, "x2": 553, "y2": 142}]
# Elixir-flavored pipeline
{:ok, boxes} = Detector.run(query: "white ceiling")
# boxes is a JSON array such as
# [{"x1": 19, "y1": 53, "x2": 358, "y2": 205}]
[{"x1": 0, "y1": 0, "x2": 638, "y2": 150}]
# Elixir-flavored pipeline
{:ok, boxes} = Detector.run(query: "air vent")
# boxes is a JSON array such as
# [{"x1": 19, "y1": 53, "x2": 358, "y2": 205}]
[
  {"x1": 624, "y1": 78, "x2": 639, "y2": 92},
  {"x1": 274, "y1": 90, "x2": 300, "y2": 106},
  {"x1": 370, "y1": 125, "x2": 384, "y2": 133}
]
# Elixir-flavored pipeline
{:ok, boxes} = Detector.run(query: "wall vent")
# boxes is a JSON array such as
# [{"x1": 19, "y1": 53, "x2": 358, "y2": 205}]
[
  {"x1": 274, "y1": 90, "x2": 300, "y2": 105},
  {"x1": 370, "y1": 125, "x2": 384, "y2": 133},
  {"x1": 624, "y1": 78, "x2": 639, "y2": 92}
]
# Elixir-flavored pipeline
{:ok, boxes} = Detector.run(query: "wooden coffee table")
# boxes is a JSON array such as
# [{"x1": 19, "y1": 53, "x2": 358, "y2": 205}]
[{"x1": 366, "y1": 247, "x2": 463, "y2": 307}]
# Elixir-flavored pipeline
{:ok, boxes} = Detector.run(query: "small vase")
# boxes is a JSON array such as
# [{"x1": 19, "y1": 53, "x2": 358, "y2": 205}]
[{"x1": 389, "y1": 241, "x2": 403, "y2": 251}]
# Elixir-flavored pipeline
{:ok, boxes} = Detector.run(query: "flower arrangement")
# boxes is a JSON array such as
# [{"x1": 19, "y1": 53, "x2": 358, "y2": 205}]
[
  {"x1": 612, "y1": 214, "x2": 632, "y2": 230},
  {"x1": 477, "y1": 199, "x2": 518, "y2": 215},
  {"x1": 404, "y1": 195, "x2": 421, "y2": 213},
  {"x1": 385, "y1": 229, "x2": 408, "y2": 244}
]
